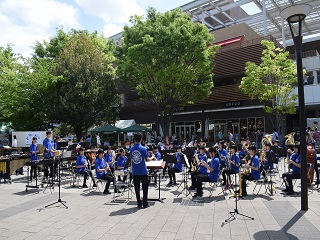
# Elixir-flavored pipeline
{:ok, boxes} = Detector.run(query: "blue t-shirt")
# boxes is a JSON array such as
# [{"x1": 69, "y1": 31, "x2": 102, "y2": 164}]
[
  {"x1": 230, "y1": 154, "x2": 240, "y2": 173},
  {"x1": 198, "y1": 153, "x2": 208, "y2": 174},
  {"x1": 104, "y1": 152, "x2": 114, "y2": 167},
  {"x1": 95, "y1": 157, "x2": 107, "y2": 179},
  {"x1": 208, "y1": 157, "x2": 220, "y2": 182},
  {"x1": 154, "y1": 151, "x2": 161, "y2": 160},
  {"x1": 117, "y1": 155, "x2": 127, "y2": 169},
  {"x1": 30, "y1": 144, "x2": 38, "y2": 161},
  {"x1": 43, "y1": 138, "x2": 54, "y2": 158},
  {"x1": 219, "y1": 148, "x2": 227, "y2": 164},
  {"x1": 76, "y1": 155, "x2": 87, "y2": 173},
  {"x1": 130, "y1": 144, "x2": 148, "y2": 175},
  {"x1": 173, "y1": 152, "x2": 183, "y2": 172},
  {"x1": 290, "y1": 153, "x2": 301, "y2": 174},
  {"x1": 251, "y1": 155, "x2": 260, "y2": 180}
]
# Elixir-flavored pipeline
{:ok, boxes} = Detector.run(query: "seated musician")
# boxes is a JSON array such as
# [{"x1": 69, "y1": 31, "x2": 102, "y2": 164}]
[
  {"x1": 193, "y1": 147, "x2": 220, "y2": 198},
  {"x1": 95, "y1": 149, "x2": 113, "y2": 194},
  {"x1": 159, "y1": 142, "x2": 166, "y2": 151},
  {"x1": 221, "y1": 145, "x2": 240, "y2": 186},
  {"x1": 168, "y1": 146, "x2": 183, "y2": 185},
  {"x1": 218, "y1": 141, "x2": 227, "y2": 170},
  {"x1": 76, "y1": 148, "x2": 97, "y2": 188},
  {"x1": 181, "y1": 140, "x2": 188, "y2": 151},
  {"x1": 189, "y1": 146, "x2": 208, "y2": 190},
  {"x1": 116, "y1": 148, "x2": 131, "y2": 183},
  {"x1": 240, "y1": 146, "x2": 260, "y2": 197},
  {"x1": 273, "y1": 140, "x2": 281, "y2": 163},
  {"x1": 29, "y1": 137, "x2": 39, "y2": 180},
  {"x1": 282, "y1": 144, "x2": 301, "y2": 195},
  {"x1": 261, "y1": 143, "x2": 274, "y2": 178},
  {"x1": 148, "y1": 146, "x2": 161, "y2": 184},
  {"x1": 43, "y1": 131, "x2": 56, "y2": 178},
  {"x1": 104, "y1": 147, "x2": 115, "y2": 174}
]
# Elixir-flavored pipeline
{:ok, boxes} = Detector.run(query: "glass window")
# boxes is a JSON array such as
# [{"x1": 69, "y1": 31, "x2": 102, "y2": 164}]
[
  {"x1": 256, "y1": 117, "x2": 265, "y2": 132},
  {"x1": 240, "y1": 118, "x2": 247, "y2": 140}
]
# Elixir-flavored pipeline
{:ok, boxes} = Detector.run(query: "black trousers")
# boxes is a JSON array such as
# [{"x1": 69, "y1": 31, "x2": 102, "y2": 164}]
[
  {"x1": 168, "y1": 168, "x2": 181, "y2": 183},
  {"x1": 30, "y1": 165, "x2": 37, "y2": 179},
  {"x1": 196, "y1": 174, "x2": 211, "y2": 195},
  {"x1": 133, "y1": 174, "x2": 149, "y2": 206},
  {"x1": 222, "y1": 169, "x2": 236, "y2": 183},
  {"x1": 241, "y1": 173, "x2": 255, "y2": 194},
  {"x1": 100, "y1": 174, "x2": 113, "y2": 192},
  {"x1": 78, "y1": 169, "x2": 96, "y2": 185},
  {"x1": 282, "y1": 171, "x2": 300, "y2": 192},
  {"x1": 191, "y1": 170, "x2": 202, "y2": 187},
  {"x1": 315, "y1": 159, "x2": 319, "y2": 183}
]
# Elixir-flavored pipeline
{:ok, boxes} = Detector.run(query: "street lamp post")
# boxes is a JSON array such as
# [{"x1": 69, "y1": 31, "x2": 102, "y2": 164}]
[{"x1": 280, "y1": 4, "x2": 312, "y2": 211}]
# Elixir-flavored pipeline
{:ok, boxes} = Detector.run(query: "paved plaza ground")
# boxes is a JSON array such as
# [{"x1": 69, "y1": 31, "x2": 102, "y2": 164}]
[{"x1": 1, "y1": 160, "x2": 320, "y2": 240}]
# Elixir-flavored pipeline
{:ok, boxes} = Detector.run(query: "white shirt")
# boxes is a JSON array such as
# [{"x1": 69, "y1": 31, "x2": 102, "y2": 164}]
[
  {"x1": 12, "y1": 139, "x2": 18, "y2": 147},
  {"x1": 96, "y1": 135, "x2": 101, "y2": 146}
]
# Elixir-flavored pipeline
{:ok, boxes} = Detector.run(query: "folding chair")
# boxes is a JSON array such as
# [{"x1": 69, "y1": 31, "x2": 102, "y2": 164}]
[
  {"x1": 89, "y1": 171, "x2": 106, "y2": 193},
  {"x1": 113, "y1": 170, "x2": 133, "y2": 202}
]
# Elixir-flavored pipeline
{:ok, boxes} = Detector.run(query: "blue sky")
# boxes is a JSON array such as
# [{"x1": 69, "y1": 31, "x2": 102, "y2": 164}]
[{"x1": 0, "y1": 0, "x2": 191, "y2": 57}]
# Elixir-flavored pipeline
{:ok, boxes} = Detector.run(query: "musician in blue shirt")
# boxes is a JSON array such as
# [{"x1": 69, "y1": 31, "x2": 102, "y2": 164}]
[
  {"x1": 240, "y1": 146, "x2": 260, "y2": 197},
  {"x1": 76, "y1": 148, "x2": 97, "y2": 188},
  {"x1": 104, "y1": 147, "x2": 115, "y2": 174},
  {"x1": 221, "y1": 145, "x2": 240, "y2": 186},
  {"x1": 43, "y1": 131, "x2": 55, "y2": 158},
  {"x1": 148, "y1": 146, "x2": 161, "y2": 185},
  {"x1": 29, "y1": 137, "x2": 39, "y2": 180},
  {"x1": 218, "y1": 141, "x2": 227, "y2": 169},
  {"x1": 193, "y1": 147, "x2": 220, "y2": 198},
  {"x1": 95, "y1": 149, "x2": 113, "y2": 194},
  {"x1": 261, "y1": 143, "x2": 275, "y2": 178},
  {"x1": 282, "y1": 145, "x2": 301, "y2": 195},
  {"x1": 168, "y1": 146, "x2": 183, "y2": 185},
  {"x1": 43, "y1": 131, "x2": 55, "y2": 178},
  {"x1": 116, "y1": 148, "x2": 131, "y2": 183},
  {"x1": 130, "y1": 133, "x2": 152, "y2": 208},
  {"x1": 189, "y1": 146, "x2": 208, "y2": 190}
]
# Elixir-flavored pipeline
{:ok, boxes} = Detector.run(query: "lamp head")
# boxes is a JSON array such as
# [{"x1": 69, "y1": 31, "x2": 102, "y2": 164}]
[{"x1": 280, "y1": 4, "x2": 312, "y2": 23}]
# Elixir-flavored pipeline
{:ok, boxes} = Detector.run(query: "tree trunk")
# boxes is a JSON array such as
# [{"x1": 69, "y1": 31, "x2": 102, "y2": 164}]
[
  {"x1": 74, "y1": 125, "x2": 83, "y2": 142},
  {"x1": 159, "y1": 113, "x2": 171, "y2": 138}
]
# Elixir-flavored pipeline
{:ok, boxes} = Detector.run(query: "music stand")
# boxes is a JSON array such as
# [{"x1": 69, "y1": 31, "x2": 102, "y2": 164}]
[
  {"x1": 45, "y1": 155, "x2": 68, "y2": 209},
  {"x1": 177, "y1": 154, "x2": 191, "y2": 197},
  {"x1": 225, "y1": 171, "x2": 254, "y2": 223},
  {"x1": 57, "y1": 141, "x2": 68, "y2": 150},
  {"x1": 80, "y1": 142, "x2": 90, "y2": 149},
  {"x1": 67, "y1": 143, "x2": 77, "y2": 152}
]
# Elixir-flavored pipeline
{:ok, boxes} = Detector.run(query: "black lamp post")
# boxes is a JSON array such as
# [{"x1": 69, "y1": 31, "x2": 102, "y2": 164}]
[{"x1": 280, "y1": 4, "x2": 312, "y2": 211}]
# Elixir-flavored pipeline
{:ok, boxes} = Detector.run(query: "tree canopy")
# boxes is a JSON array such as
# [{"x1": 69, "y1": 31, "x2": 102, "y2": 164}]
[
  {"x1": 239, "y1": 40, "x2": 298, "y2": 130},
  {"x1": 116, "y1": 7, "x2": 218, "y2": 136}
]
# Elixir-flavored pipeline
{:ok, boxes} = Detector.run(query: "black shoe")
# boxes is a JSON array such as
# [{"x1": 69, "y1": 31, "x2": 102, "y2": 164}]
[
  {"x1": 221, "y1": 182, "x2": 226, "y2": 186},
  {"x1": 241, "y1": 192, "x2": 247, "y2": 197},
  {"x1": 143, "y1": 204, "x2": 150, "y2": 208},
  {"x1": 103, "y1": 190, "x2": 111, "y2": 195},
  {"x1": 173, "y1": 182, "x2": 177, "y2": 185},
  {"x1": 282, "y1": 188, "x2": 289, "y2": 192},
  {"x1": 93, "y1": 184, "x2": 97, "y2": 188},
  {"x1": 286, "y1": 191, "x2": 294, "y2": 195},
  {"x1": 188, "y1": 186, "x2": 196, "y2": 190},
  {"x1": 82, "y1": 184, "x2": 88, "y2": 188},
  {"x1": 168, "y1": 181, "x2": 173, "y2": 185},
  {"x1": 137, "y1": 204, "x2": 143, "y2": 208}
]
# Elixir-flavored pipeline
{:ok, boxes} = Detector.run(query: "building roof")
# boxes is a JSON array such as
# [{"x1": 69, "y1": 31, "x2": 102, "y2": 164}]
[{"x1": 109, "y1": 0, "x2": 320, "y2": 44}]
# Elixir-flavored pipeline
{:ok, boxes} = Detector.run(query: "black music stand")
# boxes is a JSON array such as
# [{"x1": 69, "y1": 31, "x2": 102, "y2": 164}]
[
  {"x1": 80, "y1": 142, "x2": 90, "y2": 149},
  {"x1": 176, "y1": 154, "x2": 191, "y2": 197},
  {"x1": 225, "y1": 172, "x2": 254, "y2": 223},
  {"x1": 57, "y1": 141, "x2": 68, "y2": 150},
  {"x1": 26, "y1": 161, "x2": 40, "y2": 192},
  {"x1": 45, "y1": 156, "x2": 68, "y2": 209},
  {"x1": 147, "y1": 161, "x2": 166, "y2": 203}
]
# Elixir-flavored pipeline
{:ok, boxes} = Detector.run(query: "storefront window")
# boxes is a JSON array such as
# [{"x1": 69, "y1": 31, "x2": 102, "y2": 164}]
[
  {"x1": 240, "y1": 118, "x2": 247, "y2": 140},
  {"x1": 256, "y1": 118, "x2": 264, "y2": 132}
]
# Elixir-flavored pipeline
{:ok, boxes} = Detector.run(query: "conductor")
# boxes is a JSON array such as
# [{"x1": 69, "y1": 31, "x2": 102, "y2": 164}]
[{"x1": 130, "y1": 133, "x2": 152, "y2": 208}]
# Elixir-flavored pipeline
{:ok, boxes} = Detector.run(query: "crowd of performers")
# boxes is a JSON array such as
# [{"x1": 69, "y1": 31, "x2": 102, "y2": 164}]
[{"x1": 25, "y1": 130, "x2": 319, "y2": 207}]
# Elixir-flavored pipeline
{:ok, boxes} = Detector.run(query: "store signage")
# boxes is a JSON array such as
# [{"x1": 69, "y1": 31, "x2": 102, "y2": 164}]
[{"x1": 224, "y1": 101, "x2": 242, "y2": 108}]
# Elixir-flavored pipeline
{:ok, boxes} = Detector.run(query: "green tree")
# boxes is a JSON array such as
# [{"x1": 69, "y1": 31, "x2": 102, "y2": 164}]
[
  {"x1": 239, "y1": 40, "x2": 298, "y2": 130},
  {"x1": 116, "y1": 7, "x2": 218, "y2": 136},
  {"x1": 0, "y1": 45, "x2": 59, "y2": 130},
  {"x1": 54, "y1": 31, "x2": 118, "y2": 141}
]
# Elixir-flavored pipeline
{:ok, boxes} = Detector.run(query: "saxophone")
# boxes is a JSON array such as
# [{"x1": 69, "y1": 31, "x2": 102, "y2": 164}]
[
  {"x1": 191, "y1": 154, "x2": 199, "y2": 172},
  {"x1": 243, "y1": 154, "x2": 251, "y2": 174}
]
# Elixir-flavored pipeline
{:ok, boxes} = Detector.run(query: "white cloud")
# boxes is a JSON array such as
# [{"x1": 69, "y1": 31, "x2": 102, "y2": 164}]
[
  {"x1": 76, "y1": 0, "x2": 144, "y2": 24},
  {"x1": 0, "y1": 0, "x2": 80, "y2": 57},
  {"x1": 103, "y1": 23, "x2": 124, "y2": 38}
]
